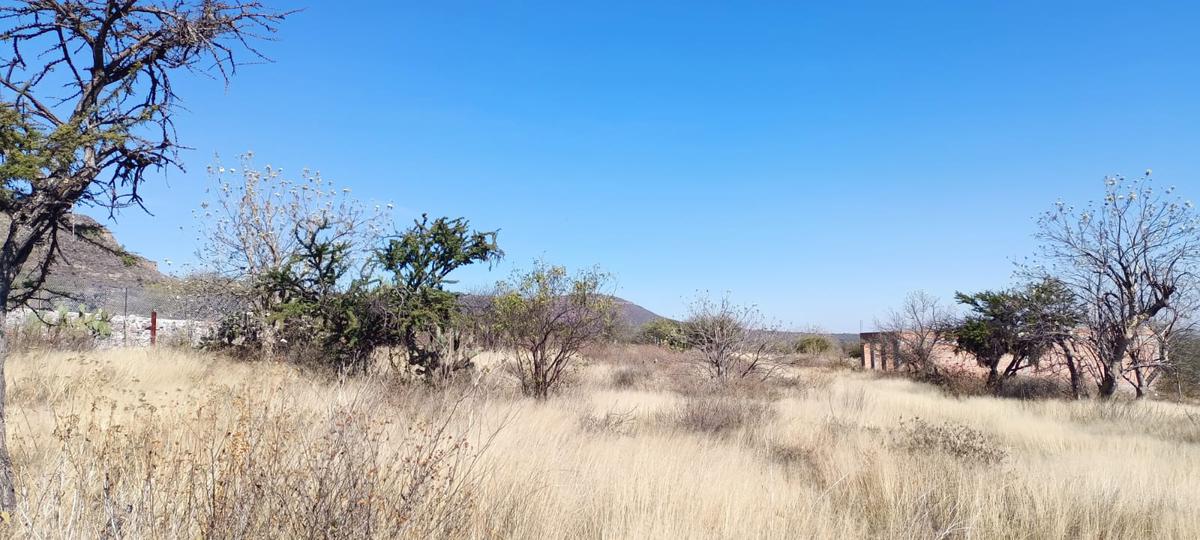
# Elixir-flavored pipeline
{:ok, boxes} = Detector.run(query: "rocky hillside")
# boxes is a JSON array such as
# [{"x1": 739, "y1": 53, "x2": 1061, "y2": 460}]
[
  {"x1": 46, "y1": 214, "x2": 167, "y2": 294},
  {"x1": 0, "y1": 213, "x2": 179, "y2": 316}
]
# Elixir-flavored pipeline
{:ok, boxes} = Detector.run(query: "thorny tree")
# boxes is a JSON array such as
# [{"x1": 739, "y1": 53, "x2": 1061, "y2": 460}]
[
  {"x1": 954, "y1": 279, "x2": 1083, "y2": 395},
  {"x1": 1031, "y1": 173, "x2": 1200, "y2": 398},
  {"x1": 682, "y1": 293, "x2": 783, "y2": 381},
  {"x1": 0, "y1": 0, "x2": 289, "y2": 511}
]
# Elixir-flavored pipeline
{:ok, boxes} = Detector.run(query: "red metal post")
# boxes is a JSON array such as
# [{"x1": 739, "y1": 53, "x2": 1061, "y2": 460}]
[{"x1": 150, "y1": 311, "x2": 158, "y2": 346}]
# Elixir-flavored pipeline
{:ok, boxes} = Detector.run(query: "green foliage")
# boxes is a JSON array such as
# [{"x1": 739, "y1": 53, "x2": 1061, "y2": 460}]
[
  {"x1": 231, "y1": 213, "x2": 501, "y2": 375},
  {"x1": 260, "y1": 218, "x2": 387, "y2": 371},
  {"x1": 954, "y1": 278, "x2": 1082, "y2": 390},
  {"x1": 795, "y1": 335, "x2": 833, "y2": 355},
  {"x1": 41, "y1": 305, "x2": 114, "y2": 340},
  {"x1": 0, "y1": 104, "x2": 110, "y2": 214},
  {"x1": 377, "y1": 214, "x2": 502, "y2": 379},
  {"x1": 10, "y1": 305, "x2": 113, "y2": 352},
  {"x1": 492, "y1": 262, "x2": 616, "y2": 398},
  {"x1": 635, "y1": 318, "x2": 686, "y2": 350},
  {"x1": 0, "y1": 105, "x2": 46, "y2": 204}
]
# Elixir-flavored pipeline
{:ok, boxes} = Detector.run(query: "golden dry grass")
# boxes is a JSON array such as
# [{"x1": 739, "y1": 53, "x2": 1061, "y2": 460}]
[{"x1": 6, "y1": 345, "x2": 1200, "y2": 538}]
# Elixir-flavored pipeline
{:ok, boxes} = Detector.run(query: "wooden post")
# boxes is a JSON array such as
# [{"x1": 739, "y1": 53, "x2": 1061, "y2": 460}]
[
  {"x1": 123, "y1": 288, "x2": 129, "y2": 346},
  {"x1": 150, "y1": 311, "x2": 157, "y2": 346}
]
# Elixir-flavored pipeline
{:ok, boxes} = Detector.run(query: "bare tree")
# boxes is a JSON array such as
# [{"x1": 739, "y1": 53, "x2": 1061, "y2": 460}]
[
  {"x1": 878, "y1": 290, "x2": 956, "y2": 375},
  {"x1": 491, "y1": 263, "x2": 615, "y2": 399},
  {"x1": 1031, "y1": 174, "x2": 1200, "y2": 398},
  {"x1": 195, "y1": 153, "x2": 387, "y2": 358},
  {"x1": 1124, "y1": 291, "x2": 1198, "y2": 399},
  {"x1": 0, "y1": 0, "x2": 288, "y2": 511},
  {"x1": 682, "y1": 293, "x2": 783, "y2": 381}
]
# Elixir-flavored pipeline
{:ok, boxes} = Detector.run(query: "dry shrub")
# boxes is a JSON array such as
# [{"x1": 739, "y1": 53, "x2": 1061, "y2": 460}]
[
  {"x1": 12, "y1": 386, "x2": 483, "y2": 539},
  {"x1": 609, "y1": 366, "x2": 647, "y2": 389},
  {"x1": 578, "y1": 409, "x2": 638, "y2": 436},
  {"x1": 668, "y1": 369, "x2": 787, "y2": 401},
  {"x1": 996, "y1": 375, "x2": 1068, "y2": 400},
  {"x1": 1065, "y1": 402, "x2": 1200, "y2": 444},
  {"x1": 889, "y1": 417, "x2": 1008, "y2": 465},
  {"x1": 906, "y1": 366, "x2": 988, "y2": 398},
  {"x1": 7, "y1": 319, "x2": 101, "y2": 353},
  {"x1": 817, "y1": 451, "x2": 1172, "y2": 539},
  {"x1": 669, "y1": 395, "x2": 774, "y2": 436}
]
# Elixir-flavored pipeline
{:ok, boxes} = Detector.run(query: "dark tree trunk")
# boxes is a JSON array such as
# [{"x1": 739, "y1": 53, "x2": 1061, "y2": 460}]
[
  {"x1": 1098, "y1": 337, "x2": 1128, "y2": 399},
  {"x1": 984, "y1": 359, "x2": 1001, "y2": 394},
  {"x1": 1098, "y1": 367, "x2": 1119, "y2": 398},
  {"x1": 1060, "y1": 341, "x2": 1083, "y2": 400}
]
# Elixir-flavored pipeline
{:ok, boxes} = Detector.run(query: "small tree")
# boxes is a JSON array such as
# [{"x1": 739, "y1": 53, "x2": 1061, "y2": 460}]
[
  {"x1": 1031, "y1": 174, "x2": 1200, "y2": 398},
  {"x1": 682, "y1": 293, "x2": 782, "y2": 380},
  {"x1": 376, "y1": 214, "x2": 502, "y2": 380},
  {"x1": 492, "y1": 263, "x2": 615, "y2": 399},
  {"x1": 878, "y1": 290, "x2": 956, "y2": 375},
  {"x1": 954, "y1": 279, "x2": 1082, "y2": 394}
]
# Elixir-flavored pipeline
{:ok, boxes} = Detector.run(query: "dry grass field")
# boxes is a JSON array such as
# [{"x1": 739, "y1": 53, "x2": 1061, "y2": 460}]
[{"x1": 6, "y1": 345, "x2": 1200, "y2": 539}]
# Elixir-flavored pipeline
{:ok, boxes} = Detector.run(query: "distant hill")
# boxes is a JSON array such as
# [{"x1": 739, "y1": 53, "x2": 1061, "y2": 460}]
[
  {"x1": 612, "y1": 297, "x2": 664, "y2": 329},
  {"x1": 0, "y1": 213, "x2": 173, "y2": 314}
]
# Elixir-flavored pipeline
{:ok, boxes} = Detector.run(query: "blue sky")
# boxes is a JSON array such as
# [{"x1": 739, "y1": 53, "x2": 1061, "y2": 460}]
[{"x1": 82, "y1": 1, "x2": 1200, "y2": 332}]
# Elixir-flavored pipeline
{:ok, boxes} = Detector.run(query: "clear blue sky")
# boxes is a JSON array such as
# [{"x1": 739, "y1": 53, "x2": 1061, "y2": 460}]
[{"x1": 84, "y1": 1, "x2": 1200, "y2": 332}]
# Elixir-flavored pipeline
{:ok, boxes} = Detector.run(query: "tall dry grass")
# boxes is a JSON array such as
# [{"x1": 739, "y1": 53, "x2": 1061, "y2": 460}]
[{"x1": 6, "y1": 344, "x2": 1200, "y2": 538}]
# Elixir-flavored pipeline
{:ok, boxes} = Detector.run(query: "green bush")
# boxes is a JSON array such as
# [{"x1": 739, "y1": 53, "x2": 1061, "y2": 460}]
[
  {"x1": 794, "y1": 335, "x2": 834, "y2": 355},
  {"x1": 634, "y1": 318, "x2": 686, "y2": 350}
]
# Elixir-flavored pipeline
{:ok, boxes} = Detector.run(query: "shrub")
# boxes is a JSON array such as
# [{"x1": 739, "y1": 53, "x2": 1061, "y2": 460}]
[
  {"x1": 579, "y1": 409, "x2": 638, "y2": 435},
  {"x1": 634, "y1": 318, "x2": 686, "y2": 350},
  {"x1": 795, "y1": 335, "x2": 833, "y2": 355},
  {"x1": 491, "y1": 263, "x2": 616, "y2": 399},
  {"x1": 912, "y1": 365, "x2": 988, "y2": 398},
  {"x1": 889, "y1": 417, "x2": 1008, "y2": 465},
  {"x1": 610, "y1": 366, "x2": 648, "y2": 389},
  {"x1": 671, "y1": 396, "x2": 774, "y2": 436},
  {"x1": 996, "y1": 375, "x2": 1068, "y2": 400},
  {"x1": 7, "y1": 306, "x2": 112, "y2": 352},
  {"x1": 202, "y1": 313, "x2": 263, "y2": 359},
  {"x1": 682, "y1": 293, "x2": 784, "y2": 381}
]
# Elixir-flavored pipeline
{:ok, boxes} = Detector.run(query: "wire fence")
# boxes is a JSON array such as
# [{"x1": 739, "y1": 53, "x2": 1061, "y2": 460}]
[{"x1": 8, "y1": 281, "x2": 244, "y2": 349}]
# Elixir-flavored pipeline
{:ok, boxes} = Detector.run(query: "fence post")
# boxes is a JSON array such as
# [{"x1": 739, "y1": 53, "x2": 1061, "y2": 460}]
[
  {"x1": 150, "y1": 310, "x2": 157, "y2": 347},
  {"x1": 123, "y1": 288, "x2": 129, "y2": 346}
]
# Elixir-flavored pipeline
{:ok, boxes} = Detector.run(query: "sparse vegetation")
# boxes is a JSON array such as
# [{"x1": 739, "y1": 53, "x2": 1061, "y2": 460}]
[
  {"x1": 2, "y1": 0, "x2": 1199, "y2": 537},
  {"x1": 3, "y1": 346, "x2": 1198, "y2": 539}
]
